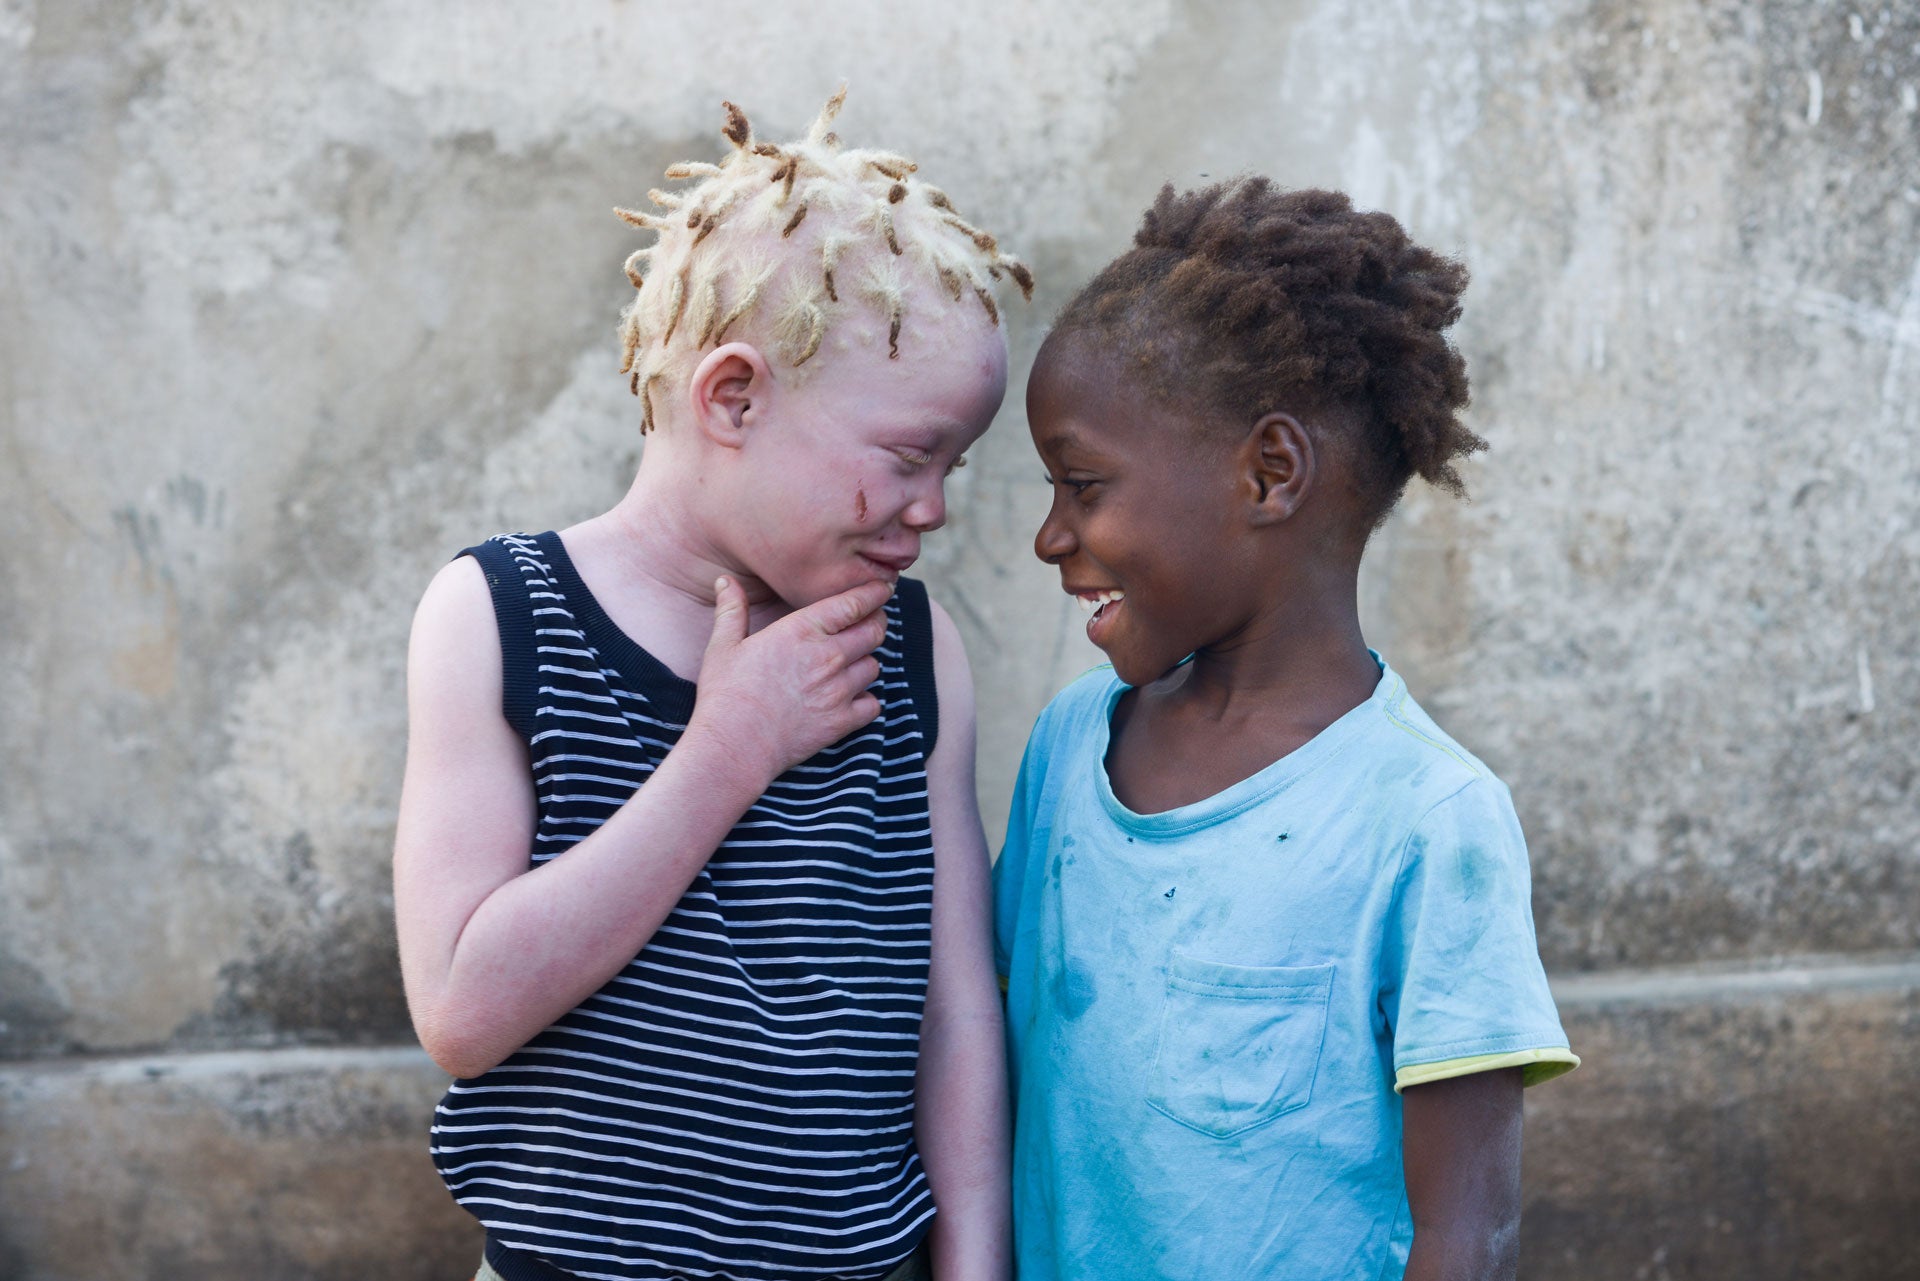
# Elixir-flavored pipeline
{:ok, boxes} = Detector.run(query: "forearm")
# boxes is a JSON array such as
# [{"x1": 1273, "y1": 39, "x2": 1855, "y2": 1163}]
[
  {"x1": 915, "y1": 992, "x2": 1012, "y2": 1281},
  {"x1": 416, "y1": 726, "x2": 768, "y2": 1075}
]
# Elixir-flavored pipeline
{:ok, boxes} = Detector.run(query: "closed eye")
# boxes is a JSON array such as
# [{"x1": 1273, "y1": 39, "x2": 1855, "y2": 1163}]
[
  {"x1": 890, "y1": 448, "x2": 937, "y2": 478},
  {"x1": 1044, "y1": 473, "x2": 1095, "y2": 495}
]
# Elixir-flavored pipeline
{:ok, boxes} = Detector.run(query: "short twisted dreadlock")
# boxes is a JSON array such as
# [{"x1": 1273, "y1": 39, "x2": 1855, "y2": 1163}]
[
  {"x1": 1049, "y1": 179, "x2": 1478, "y2": 529},
  {"x1": 616, "y1": 88, "x2": 1032, "y2": 433}
]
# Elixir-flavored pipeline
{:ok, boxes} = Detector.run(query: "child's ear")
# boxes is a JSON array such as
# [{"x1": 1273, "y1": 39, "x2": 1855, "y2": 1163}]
[
  {"x1": 1244, "y1": 412, "x2": 1314, "y2": 525},
  {"x1": 688, "y1": 342, "x2": 775, "y2": 448}
]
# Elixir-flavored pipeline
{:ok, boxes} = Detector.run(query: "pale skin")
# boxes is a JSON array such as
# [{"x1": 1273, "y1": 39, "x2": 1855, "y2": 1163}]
[
  {"x1": 1031, "y1": 336, "x2": 1523, "y2": 1279},
  {"x1": 394, "y1": 305, "x2": 1011, "y2": 1280}
]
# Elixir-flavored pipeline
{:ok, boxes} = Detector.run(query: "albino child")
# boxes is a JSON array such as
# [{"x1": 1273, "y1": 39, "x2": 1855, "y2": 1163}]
[
  {"x1": 996, "y1": 180, "x2": 1577, "y2": 1280},
  {"x1": 394, "y1": 90, "x2": 1028, "y2": 1281}
]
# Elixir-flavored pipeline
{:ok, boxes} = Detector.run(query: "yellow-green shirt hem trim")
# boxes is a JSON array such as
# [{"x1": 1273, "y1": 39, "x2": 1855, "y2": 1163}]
[{"x1": 1394, "y1": 1047, "x2": 1580, "y2": 1093}]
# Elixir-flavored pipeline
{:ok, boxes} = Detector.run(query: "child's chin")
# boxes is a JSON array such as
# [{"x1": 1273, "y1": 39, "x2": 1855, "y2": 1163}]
[
  {"x1": 1103, "y1": 651, "x2": 1155, "y2": 688},
  {"x1": 780, "y1": 567, "x2": 887, "y2": 609},
  {"x1": 1106, "y1": 648, "x2": 1187, "y2": 689}
]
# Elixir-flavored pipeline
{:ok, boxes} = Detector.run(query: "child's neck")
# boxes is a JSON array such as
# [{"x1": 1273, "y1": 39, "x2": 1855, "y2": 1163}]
[
  {"x1": 1105, "y1": 575, "x2": 1378, "y2": 816},
  {"x1": 1176, "y1": 584, "x2": 1375, "y2": 719},
  {"x1": 559, "y1": 458, "x2": 788, "y2": 682}
]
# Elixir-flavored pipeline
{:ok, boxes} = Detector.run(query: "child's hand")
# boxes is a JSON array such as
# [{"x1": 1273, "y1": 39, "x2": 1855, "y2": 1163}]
[{"x1": 688, "y1": 575, "x2": 893, "y2": 785}]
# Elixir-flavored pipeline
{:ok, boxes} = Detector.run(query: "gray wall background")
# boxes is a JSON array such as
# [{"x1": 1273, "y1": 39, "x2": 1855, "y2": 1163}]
[{"x1": 3, "y1": 1, "x2": 1916, "y2": 1276}]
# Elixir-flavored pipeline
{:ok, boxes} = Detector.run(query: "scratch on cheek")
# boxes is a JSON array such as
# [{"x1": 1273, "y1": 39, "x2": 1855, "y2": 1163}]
[{"x1": 855, "y1": 484, "x2": 868, "y2": 524}]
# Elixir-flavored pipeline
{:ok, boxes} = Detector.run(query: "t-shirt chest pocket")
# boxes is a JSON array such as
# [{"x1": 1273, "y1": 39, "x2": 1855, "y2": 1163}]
[{"x1": 1147, "y1": 954, "x2": 1336, "y2": 1138}]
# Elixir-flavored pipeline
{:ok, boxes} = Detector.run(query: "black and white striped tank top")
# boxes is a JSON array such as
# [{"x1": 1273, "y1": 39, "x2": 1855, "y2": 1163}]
[{"x1": 431, "y1": 531, "x2": 941, "y2": 1281}]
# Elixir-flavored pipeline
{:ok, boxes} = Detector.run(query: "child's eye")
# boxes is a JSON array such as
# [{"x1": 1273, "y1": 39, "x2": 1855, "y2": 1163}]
[{"x1": 894, "y1": 448, "x2": 934, "y2": 470}]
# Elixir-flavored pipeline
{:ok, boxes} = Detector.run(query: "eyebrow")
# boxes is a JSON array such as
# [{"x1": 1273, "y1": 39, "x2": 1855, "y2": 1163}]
[
  {"x1": 1035, "y1": 423, "x2": 1098, "y2": 457},
  {"x1": 893, "y1": 417, "x2": 984, "y2": 450},
  {"x1": 916, "y1": 417, "x2": 972, "y2": 437}
]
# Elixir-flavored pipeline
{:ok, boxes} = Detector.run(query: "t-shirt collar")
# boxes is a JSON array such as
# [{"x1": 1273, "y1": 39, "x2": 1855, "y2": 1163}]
[{"x1": 1092, "y1": 651, "x2": 1399, "y2": 839}]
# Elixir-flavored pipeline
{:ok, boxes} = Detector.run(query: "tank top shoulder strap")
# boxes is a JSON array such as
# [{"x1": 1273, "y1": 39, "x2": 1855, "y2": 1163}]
[
  {"x1": 456, "y1": 532, "x2": 548, "y2": 740},
  {"x1": 892, "y1": 576, "x2": 939, "y2": 759}
]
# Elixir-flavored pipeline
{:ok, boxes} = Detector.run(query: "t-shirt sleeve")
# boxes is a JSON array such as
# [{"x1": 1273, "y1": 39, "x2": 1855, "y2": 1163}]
[
  {"x1": 992, "y1": 670, "x2": 1115, "y2": 982},
  {"x1": 1380, "y1": 777, "x2": 1579, "y2": 1093},
  {"x1": 992, "y1": 705, "x2": 1055, "y2": 982}
]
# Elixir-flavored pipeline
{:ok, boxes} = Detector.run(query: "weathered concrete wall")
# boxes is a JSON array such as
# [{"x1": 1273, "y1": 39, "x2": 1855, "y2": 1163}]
[
  {"x1": 0, "y1": 1047, "x2": 477, "y2": 1278},
  {"x1": 2, "y1": 0, "x2": 1914, "y2": 1276},
  {"x1": 1526, "y1": 958, "x2": 1920, "y2": 1279}
]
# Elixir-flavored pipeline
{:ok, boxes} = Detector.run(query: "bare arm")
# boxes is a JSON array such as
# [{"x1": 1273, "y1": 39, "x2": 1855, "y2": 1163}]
[
  {"x1": 913, "y1": 602, "x2": 1012, "y2": 1281},
  {"x1": 1401, "y1": 1068, "x2": 1525, "y2": 1281},
  {"x1": 393, "y1": 559, "x2": 893, "y2": 1079}
]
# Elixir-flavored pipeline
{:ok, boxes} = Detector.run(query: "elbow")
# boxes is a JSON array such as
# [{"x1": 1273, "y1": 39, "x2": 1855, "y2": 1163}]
[
  {"x1": 1409, "y1": 1210, "x2": 1521, "y2": 1281},
  {"x1": 413, "y1": 1008, "x2": 508, "y2": 1081},
  {"x1": 1487, "y1": 1211, "x2": 1522, "y2": 1279},
  {"x1": 1476, "y1": 1201, "x2": 1522, "y2": 1277},
  {"x1": 919, "y1": 994, "x2": 1006, "y2": 1058},
  {"x1": 427, "y1": 1047, "x2": 499, "y2": 1083}
]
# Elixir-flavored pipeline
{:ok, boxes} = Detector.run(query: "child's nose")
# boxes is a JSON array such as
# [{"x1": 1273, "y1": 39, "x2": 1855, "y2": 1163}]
[
  {"x1": 1034, "y1": 505, "x2": 1074, "y2": 564},
  {"x1": 903, "y1": 483, "x2": 946, "y2": 532}
]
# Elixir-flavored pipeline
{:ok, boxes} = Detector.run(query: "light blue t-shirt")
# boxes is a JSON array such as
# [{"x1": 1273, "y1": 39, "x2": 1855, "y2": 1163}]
[{"x1": 993, "y1": 659, "x2": 1577, "y2": 1281}]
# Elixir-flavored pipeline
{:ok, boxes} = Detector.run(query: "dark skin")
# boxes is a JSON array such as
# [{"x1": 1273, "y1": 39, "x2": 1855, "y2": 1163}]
[
  {"x1": 1402, "y1": 1069, "x2": 1525, "y2": 1281},
  {"x1": 1030, "y1": 335, "x2": 1523, "y2": 1280}
]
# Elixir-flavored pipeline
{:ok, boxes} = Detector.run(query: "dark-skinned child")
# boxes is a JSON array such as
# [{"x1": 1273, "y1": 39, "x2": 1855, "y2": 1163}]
[{"x1": 994, "y1": 180, "x2": 1578, "y2": 1281}]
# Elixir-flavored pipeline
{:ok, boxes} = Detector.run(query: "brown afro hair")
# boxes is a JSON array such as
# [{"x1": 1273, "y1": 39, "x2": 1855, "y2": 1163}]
[{"x1": 1049, "y1": 178, "x2": 1480, "y2": 529}]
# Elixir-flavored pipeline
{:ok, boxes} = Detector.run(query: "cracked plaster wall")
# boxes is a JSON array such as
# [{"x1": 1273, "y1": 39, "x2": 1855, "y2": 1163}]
[{"x1": 2, "y1": 0, "x2": 1916, "y2": 1275}]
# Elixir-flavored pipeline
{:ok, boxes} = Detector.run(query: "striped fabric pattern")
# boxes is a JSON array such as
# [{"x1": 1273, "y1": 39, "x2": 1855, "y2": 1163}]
[{"x1": 432, "y1": 531, "x2": 939, "y2": 1281}]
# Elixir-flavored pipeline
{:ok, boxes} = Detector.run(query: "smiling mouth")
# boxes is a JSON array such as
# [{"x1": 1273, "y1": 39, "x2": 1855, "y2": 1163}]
[{"x1": 1073, "y1": 589, "x2": 1125, "y2": 638}]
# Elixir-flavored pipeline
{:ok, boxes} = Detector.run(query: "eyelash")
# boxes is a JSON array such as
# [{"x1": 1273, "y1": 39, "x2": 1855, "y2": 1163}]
[
  {"x1": 897, "y1": 449, "x2": 968, "y2": 476},
  {"x1": 1043, "y1": 474, "x2": 1095, "y2": 495}
]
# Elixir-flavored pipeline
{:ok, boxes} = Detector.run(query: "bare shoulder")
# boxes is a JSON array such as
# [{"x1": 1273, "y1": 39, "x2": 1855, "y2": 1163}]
[
  {"x1": 401, "y1": 553, "x2": 526, "y2": 786},
  {"x1": 408, "y1": 554, "x2": 500, "y2": 699},
  {"x1": 925, "y1": 595, "x2": 978, "y2": 749},
  {"x1": 413, "y1": 553, "x2": 493, "y2": 644},
  {"x1": 925, "y1": 595, "x2": 983, "y2": 772},
  {"x1": 396, "y1": 551, "x2": 530, "y2": 875},
  {"x1": 918, "y1": 596, "x2": 991, "y2": 957},
  {"x1": 926, "y1": 595, "x2": 966, "y2": 656}
]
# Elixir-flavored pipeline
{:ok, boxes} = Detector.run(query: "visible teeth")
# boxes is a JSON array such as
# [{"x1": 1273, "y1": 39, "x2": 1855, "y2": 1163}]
[{"x1": 1076, "y1": 590, "x2": 1125, "y2": 613}]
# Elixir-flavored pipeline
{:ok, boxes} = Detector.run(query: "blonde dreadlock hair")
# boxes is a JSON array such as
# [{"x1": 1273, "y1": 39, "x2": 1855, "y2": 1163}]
[{"x1": 615, "y1": 88, "x2": 1033, "y2": 433}]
